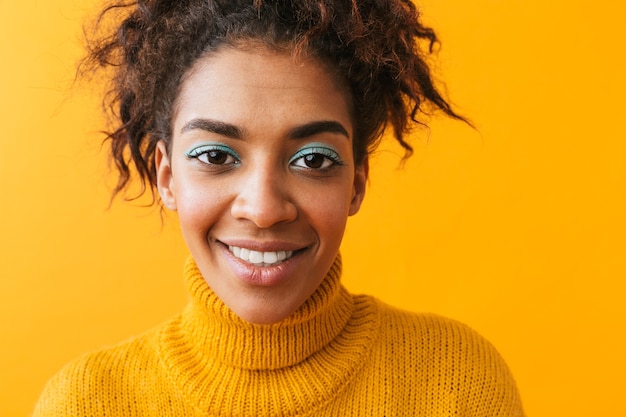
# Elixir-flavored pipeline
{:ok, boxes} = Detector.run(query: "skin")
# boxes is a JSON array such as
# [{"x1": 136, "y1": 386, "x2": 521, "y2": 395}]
[{"x1": 155, "y1": 45, "x2": 367, "y2": 324}]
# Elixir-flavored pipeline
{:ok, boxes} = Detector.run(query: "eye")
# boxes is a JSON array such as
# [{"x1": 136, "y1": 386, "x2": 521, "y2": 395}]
[
  {"x1": 197, "y1": 149, "x2": 236, "y2": 165},
  {"x1": 294, "y1": 153, "x2": 333, "y2": 169},
  {"x1": 290, "y1": 145, "x2": 344, "y2": 170},
  {"x1": 185, "y1": 144, "x2": 240, "y2": 166}
]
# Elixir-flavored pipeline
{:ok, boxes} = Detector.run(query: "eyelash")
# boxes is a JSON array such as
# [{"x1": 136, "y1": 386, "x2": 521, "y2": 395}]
[
  {"x1": 289, "y1": 146, "x2": 344, "y2": 170},
  {"x1": 185, "y1": 144, "x2": 241, "y2": 166}
]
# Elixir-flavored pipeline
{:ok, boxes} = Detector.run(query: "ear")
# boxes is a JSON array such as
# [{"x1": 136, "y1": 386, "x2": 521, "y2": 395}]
[
  {"x1": 349, "y1": 157, "x2": 368, "y2": 216},
  {"x1": 155, "y1": 140, "x2": 177, "y2": 211}
]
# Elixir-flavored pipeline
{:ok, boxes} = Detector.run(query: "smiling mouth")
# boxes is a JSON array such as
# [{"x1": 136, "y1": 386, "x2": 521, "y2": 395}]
[{"x1": 228, "y1": 245, "x2": 295, "y2": 266}]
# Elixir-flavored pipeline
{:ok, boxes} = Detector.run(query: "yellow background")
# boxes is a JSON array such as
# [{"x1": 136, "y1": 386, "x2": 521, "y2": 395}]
[{"x1": 1, "y1": 1, "x2": 625, "y2": 416}]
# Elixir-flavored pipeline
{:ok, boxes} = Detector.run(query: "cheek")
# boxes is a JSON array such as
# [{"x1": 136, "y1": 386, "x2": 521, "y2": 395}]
[
  {"x1": 174, "y1": 180, "x2": 227, "y2": 234},
  {"x1": 298, "y1": 181, "x2": 353, "y2": 238}
]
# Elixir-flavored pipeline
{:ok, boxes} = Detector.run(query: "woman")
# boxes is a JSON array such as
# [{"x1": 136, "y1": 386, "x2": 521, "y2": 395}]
[{"x1": 34, "y1": 0, "x2": 525, "y2": 415}]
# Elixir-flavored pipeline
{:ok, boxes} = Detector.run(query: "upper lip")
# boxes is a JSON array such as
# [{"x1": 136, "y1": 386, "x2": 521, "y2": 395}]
[{"x1": 217, "y1": 239, "x2": 309, "y2": 252}]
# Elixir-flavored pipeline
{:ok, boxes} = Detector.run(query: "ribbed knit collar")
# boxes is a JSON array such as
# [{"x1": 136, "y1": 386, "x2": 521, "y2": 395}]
[
  {"x1": 180, "y1": 253, "x2": 353, "y2": 370},
  {"x1": 157, "y1": 254, "x2": 380, "y2": 416}
]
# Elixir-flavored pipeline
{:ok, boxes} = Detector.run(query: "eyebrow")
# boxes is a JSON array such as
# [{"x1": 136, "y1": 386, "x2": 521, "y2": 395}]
[
  {"x1": 180, "y1": 118, "x2": 350, "y2": 140},
  {"x1": 288, "y1": 120, "x2": 350, "y2": 140},
  {"x1": 180, "y1": 119, "x2": 243, "y2": 139}
]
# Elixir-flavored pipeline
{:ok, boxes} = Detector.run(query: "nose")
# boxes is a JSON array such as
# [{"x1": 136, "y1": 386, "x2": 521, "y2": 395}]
[{"x1": 230, "y1": 166, "x2": 298, "y2": 228}]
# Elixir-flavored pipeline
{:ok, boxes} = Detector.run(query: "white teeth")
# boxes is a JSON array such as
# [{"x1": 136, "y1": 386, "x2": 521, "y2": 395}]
[
  {"x1": 263, "y1": 251, "x2": 278, "y2": 264},
  {"x1": 249, "y1": 250, "x2": 263, "y2": 264},
  {"x1": 228, "y1": 246, "x2": 294, "y2": 266}
]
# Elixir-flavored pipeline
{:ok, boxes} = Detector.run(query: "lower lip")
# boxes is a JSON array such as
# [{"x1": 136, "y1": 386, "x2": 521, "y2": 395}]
[{"x1": 220, "y1": 244, "x2": 305, "y2": 287}]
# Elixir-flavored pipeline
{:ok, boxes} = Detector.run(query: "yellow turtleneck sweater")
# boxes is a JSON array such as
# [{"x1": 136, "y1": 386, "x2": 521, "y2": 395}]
[{"x1": 33, "y1": 256, "x2": 525, "y2": 416}]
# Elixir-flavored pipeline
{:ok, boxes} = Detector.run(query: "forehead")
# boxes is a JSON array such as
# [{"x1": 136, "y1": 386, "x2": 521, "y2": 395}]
[{"x1": 172, "y1": 45, "x2": 354, "y2": 135}]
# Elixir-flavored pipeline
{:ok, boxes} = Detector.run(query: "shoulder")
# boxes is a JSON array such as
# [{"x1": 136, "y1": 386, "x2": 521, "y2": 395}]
[
  {"x1": 372, "y1": 298, "x2": 504, "y2": 358},
  {"x1": 377, "y1": 301, "x2": 499, "y2": 353},
  {"x1": 361, "y1": 296, "x2": 526, "y2": 416},
  {"x1": 32, "y1": 329, "x2": 162, "y2": 416}
]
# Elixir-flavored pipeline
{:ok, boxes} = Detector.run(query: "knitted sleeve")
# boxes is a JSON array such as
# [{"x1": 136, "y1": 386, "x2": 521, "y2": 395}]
[
  {"x1": 32, "y1": 350, "x2": 125, "y2": 417},
  {"x1": 373, "y1": 302, "x2": 525, "y2": 417},
  {"x1": 31, "y1": 334, "x2": 193, "y2": 417},
  {"x1": 33, "y1": 355, "x2": 96, "y2": 417}
]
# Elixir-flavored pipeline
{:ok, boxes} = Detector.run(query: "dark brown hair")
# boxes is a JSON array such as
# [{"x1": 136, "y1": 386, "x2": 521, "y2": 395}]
[{"x1": 82, "y1": 0, "x2": 467, "y2": 202}]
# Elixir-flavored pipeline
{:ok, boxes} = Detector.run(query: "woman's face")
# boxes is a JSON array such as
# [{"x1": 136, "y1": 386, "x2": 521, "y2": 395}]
[{"x1": 156, "y1": 45, "x2": 367, "y2": 324}]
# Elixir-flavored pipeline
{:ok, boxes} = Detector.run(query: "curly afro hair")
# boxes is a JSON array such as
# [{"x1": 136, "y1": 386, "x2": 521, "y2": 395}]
[{"x1": 82, "y1": 0, "x2": 467, "y2": 202}]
